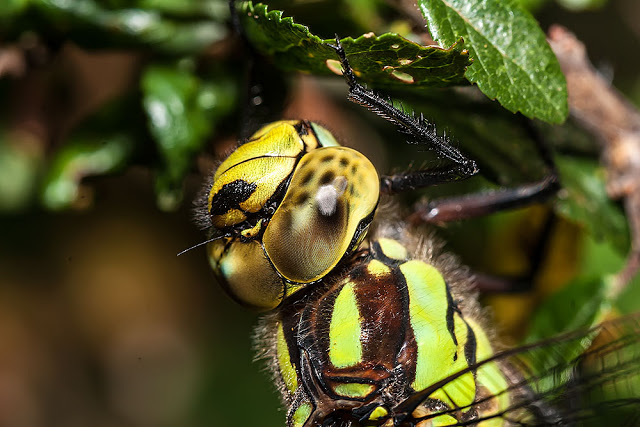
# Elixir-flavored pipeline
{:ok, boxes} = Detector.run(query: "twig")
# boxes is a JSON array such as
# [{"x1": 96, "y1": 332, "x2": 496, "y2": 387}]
[{"x1": 548, "y1": 25, "x2": 640, "y2": 296}]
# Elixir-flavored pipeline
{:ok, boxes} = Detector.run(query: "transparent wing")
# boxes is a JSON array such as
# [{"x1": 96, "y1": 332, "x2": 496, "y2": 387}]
[{"x1": 389, "y1": 313, "x2": 640, "y2": 426}]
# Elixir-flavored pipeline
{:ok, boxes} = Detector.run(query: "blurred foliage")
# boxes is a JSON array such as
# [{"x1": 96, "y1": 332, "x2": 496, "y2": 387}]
[
  {"x1": 1, "y1": 0, "x2": 639, "y2": 426},
  {"x1": 518, "y1": 0, "x2": 609, "y2": 12},
  {"x1": 141, "y1": 63, "x2": 235, "y2": 208}
]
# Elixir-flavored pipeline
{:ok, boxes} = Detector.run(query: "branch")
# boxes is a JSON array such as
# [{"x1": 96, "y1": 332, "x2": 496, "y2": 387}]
[{"x1": 549, "y1": 25, "x2": 640, "y2": 295}]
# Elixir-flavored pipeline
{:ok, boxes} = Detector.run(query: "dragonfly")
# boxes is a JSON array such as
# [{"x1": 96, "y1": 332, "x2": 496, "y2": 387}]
[{"x1": 195, "y1": 32, "x2": 640, "y2": 426}]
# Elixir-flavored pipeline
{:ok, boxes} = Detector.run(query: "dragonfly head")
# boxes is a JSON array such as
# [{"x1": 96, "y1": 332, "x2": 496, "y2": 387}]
[{"x1": 204, "y1": 120, "x2": 379, "y2": 310}]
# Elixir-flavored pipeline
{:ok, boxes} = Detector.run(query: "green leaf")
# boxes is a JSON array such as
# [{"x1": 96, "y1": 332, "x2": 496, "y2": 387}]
[
  {"x1": 417, "y1": 0, "x2": 568, "y2": 123},
  {"x1": 579, "y1": 232, "x2": 625, "y2": 278},
  {"x1": 522, "y1": 223, "x2": 629, "y2": 389},
  {"x1": 41, "y1": 133, "x2": 134, "y2": 210},
  {"x1": 616, "y1": 272, "x2": 640, "y2": 314},
  {"x1": 141, "y1": 64, "x2": 236, "y2": 211},
  {"x1": 527, "y1": 266, "x2": 612, "y2": 345},
  {"x1": 527, "y1": 275, "x2": 609, "y2": 338},
  {"x1": 238, "y1": 2, "x2": 471, "y2": 88},
  {"x1": 39, "y1": 95, "x2": 142, "y2": 210},
  {"x1": 554, "y1": 155, "x2": 630, "y2": 255},
  {"x1": 514, "y1": 0, "x2": 551, "y2": 12}
]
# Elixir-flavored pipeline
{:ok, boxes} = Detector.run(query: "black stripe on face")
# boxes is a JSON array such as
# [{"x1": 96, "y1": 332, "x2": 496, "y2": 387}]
[
  {"x1": 209, "y1": 179, "x2": 257, "y2": 216},
  {"x1": 297, "y1": 285, "x2": 341, "y2": 383}
]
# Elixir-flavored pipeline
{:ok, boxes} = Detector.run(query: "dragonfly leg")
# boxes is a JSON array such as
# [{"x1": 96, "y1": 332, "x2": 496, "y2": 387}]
[
  {"x1": 327, "y1": 37, "x2": 479, "y2": 193},
  {"x1": 410, "y1": 117, "x2": 559, "y2": 223},
  {"x1": 409, "y1": 175, "x2": 559, "y2": 224},
  {"x1": 408, "y1": 119, "x2": 560, "y2": 294}
]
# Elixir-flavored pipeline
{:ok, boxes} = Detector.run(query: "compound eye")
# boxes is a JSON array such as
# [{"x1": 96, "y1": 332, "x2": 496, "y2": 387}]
[
  {"x1": 208, "y1": 239, "x2": 285, "y2": 311},
  {"x1": 263, "y1": 147, "x2": 379, "y2": 286},
  {"x1": 207, "y1": 121, "x2": 306, "y2": 229}
]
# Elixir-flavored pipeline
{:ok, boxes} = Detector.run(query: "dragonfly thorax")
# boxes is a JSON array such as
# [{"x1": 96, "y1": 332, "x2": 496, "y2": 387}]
[{"x1": 257, "y1": 228, "x2": 516, "y2": 426}]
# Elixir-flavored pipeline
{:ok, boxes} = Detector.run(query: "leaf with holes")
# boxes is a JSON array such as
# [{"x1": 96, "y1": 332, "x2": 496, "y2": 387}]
[{"x1": 238, "y1": 1, "x2": 471, "y2": 88}]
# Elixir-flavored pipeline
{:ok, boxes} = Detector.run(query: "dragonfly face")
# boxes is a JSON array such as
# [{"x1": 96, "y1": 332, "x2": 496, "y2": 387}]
[
  {"x1": 205, "y1": 120, "x2": 379, "y2": 310},
  {"x1": 202, "y1": 119, "x2": 533, "y2": 426}
]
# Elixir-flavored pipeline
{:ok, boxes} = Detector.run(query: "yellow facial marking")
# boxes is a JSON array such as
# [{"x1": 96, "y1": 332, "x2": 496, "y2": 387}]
[
  {"x1": 209, "y1": 121, "x2": 310, "y2": 229},
  {"x1": 246, "y1": 120, "x2": 300, "y2": 142},
  {"x1": 216, "y1": 121, "x2": 302, "y2": 181},
  {"x1": 240, "y1": 219, "x2": 264, "y2": 239},
  {"x1": 209, "y1": 156, "x2": 297, "y2": 228}
]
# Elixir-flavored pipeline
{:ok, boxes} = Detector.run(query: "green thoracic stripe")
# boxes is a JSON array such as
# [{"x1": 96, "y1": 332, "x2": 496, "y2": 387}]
[
  {"x1": 329, "y1": 280, "x2": 363, "y2": 368},
  {"x1": 401, "y1": 260, "x2": 476, "y2": 408},
  {"x1": 291, "y1": 402, "x2": 312, "y2": 427},
  {"x1": 431, "y1": 313, "x2": 476, "y2": 409},
  {"x1": 276, "y1": 322, "x2": 298, "y2": 394},
  {"x1": 432, "y1": 414, "x2": 460, "y2": 426}
]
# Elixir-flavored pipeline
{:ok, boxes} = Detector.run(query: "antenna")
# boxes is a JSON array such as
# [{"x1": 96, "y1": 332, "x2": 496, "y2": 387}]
[{"x1": 177, "y1": 234, "x2": 226, "y2": 256}]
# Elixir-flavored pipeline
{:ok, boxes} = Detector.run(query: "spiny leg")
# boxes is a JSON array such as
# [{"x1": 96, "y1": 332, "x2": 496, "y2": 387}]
[
  {"x1": 327, "y1": 35, "x2": 558, "y2": 221},
  {"x1": 327, "y1": 37, "x2": 479, "y2": 194},
  {"x1": 411, "y1": 118, "x2": 560, "y2": 293},
  {"x1": 409, "y1": 175, "x2": 559, "y2": 224},
  {"x1": 410, "y1": 117, "x2": 559, "y2": 224},
  {"x1": 327, "y1": 36, "x2": 559, "y2": 293}
]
